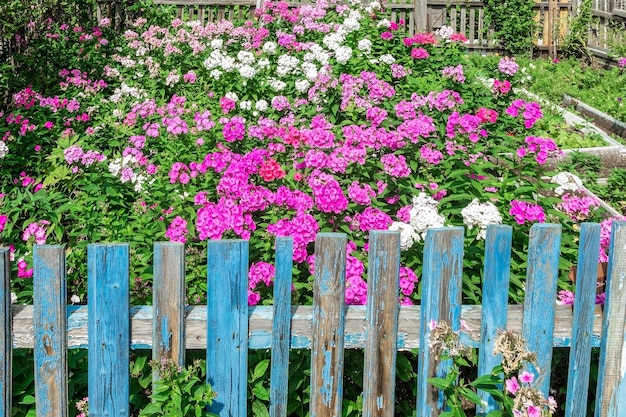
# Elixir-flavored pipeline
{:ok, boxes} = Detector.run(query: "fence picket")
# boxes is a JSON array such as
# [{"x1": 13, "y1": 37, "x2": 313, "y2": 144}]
[
  {"x1": 206, "y1": 240, "x2": 249, "y2": 417},
  {"x1": 417, "y1": 227, "x2": 464, "y2": 417},
  {"x1": 565, "y1": 223, "x2": 601, "y2": 417},
  {"x1": 310, "y1": 233, "x2": 347, "y2": 417},
  {"x1": 363, "y1": 231, "x2": 401, "y2": 417},
  {"x1": 153, "y1": 242, "x2": 186, "y2": 371},
  {"x1": 596, "y1": 221, "x2": 626, "y2": 417},
  {"x1": 522, "y1": 224, "x2": 562, "y2": 398},
  {"x1": 0, "y1": 248, "x2": 11, "y2": 417},
  {"x1": 33, "y1": 245, "x2": 68, "y2": 417},
  {"x1": 270, "y1": 237, "x2": 294, "y2": 417},
  {"x1": 477, "y1": 224, "x2": 513, "y2": 415},
  {"x1": 87, "y1": 244, "x2": 130, "y2": 416}
]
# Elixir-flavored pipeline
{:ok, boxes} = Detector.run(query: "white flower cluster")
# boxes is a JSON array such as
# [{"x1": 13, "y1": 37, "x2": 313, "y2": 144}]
[
  {"x1": 461, "y1": 199, "x2": 503, "y2": 240},
  {"x1": 435, "y1": 25, "x2": 454, "y2": 39},
  {"x1": 322, "y1": 33, "x2": 345, "y2": 51},
  {"x1": 389, "y1": 221, "x2": 419, "y2": 250},
  {"x1": 388, "y1": 193, "x2": 446, "y2": 250},
  {"x1": 379, "y1": 54, "x2": 396, "y2": 65},
  {"x1": 357, "y1": 39, "x2": 372, "y2": 54},
  {"x1": 364, "y1": 1, "x2": 381, "y2": 13},
  {"x1": 551, "y1": 172, "x2": 584, "y2": 195},
  {"x1": 0, "y1": 141, "x2": 8, "y2": 158},
  {"x1": 277, "y1": 54, "x2": 300, "y2": 76},
  {"x1": 108, "y1": 154, "x2": 148, "y2": 192},
  {"x1": 335, "y1": 46, "x2": 353, "y2": 65},
  {"x1": 255, "y1": 99, "x2": 269, "y2": 112},
  {"x1": 109, "y1": 82, "x2": 147, "y2": 104}
]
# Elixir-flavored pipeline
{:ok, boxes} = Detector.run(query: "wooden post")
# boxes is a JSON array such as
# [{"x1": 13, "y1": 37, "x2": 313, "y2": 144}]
[
  {"x1": 34, "y1": 245, "x2": 68, "y2": 417},
  {"x1": 206, "y1": 240, "x2": 249, "y2": 417},
  {"x1": 565, "y1": 223, "x2": 601, "y2": 417},
  {"x1": 88, "y1": 244, "x2": 130, "y2": 416},
  {"x1": 595, "y1": 221, "x2": 626, "y2": 417},
  {"x1": 363, "y1": 231, "x2": 400, "y2": 417},
  {"x1": 0, "y1": 249, "x2": 11, "y2": 417},
  {"x1": 310, "y1": 233, "x2": 347, "y2": 417},
  {"x1": 270, "y1": 237, "x2": 294, "y2": 417},
  {"x1": 415, "y1": 0, "x2": 428, "y2": 32},
  {"x1": 417, "y1": 227, "x2": 464, "y2": 417},
  {"x1": 153, "y1": 242, "x2": 186, "y2": 372},
  {"x1": 477, "y1": 225, "x2": 513, "y2": 415}
]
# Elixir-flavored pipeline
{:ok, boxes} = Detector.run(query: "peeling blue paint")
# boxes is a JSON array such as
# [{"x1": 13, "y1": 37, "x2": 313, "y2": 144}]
[{"x1": 320, "y1": 349, "x2": 334, "y2": 405}]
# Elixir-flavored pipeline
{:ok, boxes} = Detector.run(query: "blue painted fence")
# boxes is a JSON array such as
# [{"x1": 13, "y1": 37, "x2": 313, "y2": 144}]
[{"x1": 2, "y1": 222, "x2": 626, "y2": 416}]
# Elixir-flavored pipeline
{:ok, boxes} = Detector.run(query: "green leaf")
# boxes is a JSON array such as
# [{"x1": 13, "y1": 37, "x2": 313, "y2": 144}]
[
  {"x1": 253, "y1": 382, "x2": 270, "y2": 401},
  {"x1": 251, "y1": 400, "x2": 270, "y2": 417},
  {"x1": 251, "y1": 358, "x2": 270, "y2": 381},
  {"x1": 428, "y1": 377, "x2": 451, "y2": 390}
]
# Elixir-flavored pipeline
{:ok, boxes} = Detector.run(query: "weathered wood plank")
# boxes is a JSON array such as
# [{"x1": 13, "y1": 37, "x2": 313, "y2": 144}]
[
  {"x1": 477, "y1": 225, "x2": 512, "y2": 415},
  {"x1": 88, "y1": 244, "x2": 130, "y2": 416},
  {"x1": 269, "y1": 237, "x2": 293, "y2": 417},
  {"x1": 565, "y1": 223, "x2": 601, "y2": 417},
  {"x1": 0, "y1": 249, "x2": 11, "y2": 417},
  {"x1": 310, "y1": 233, "x2": 347, "y2": 417},
  {"x1": 522, "y1": 224, "x2": 562, "y2": 398},
  {"x1": 363, "y1": 231, "x2": 401, "y2": 417},
  {"x1": 152, "y1": 243, "x2": 186, "y2": 371},
  {"x1": 206, "y1": 240, "x2": 249, "y2": 417},
  {"x1": 596, "y1": 221, "x2": 626, "y2": 417},
  {"x1": 417, "y1": 227, "x2": 464, "y2": 417},
  {"x1": 34, "y1": 245, "x2": 68, "y2": 417},
  {"x1": 10, "y1": 303, "x2": 604, "y2": 349}
]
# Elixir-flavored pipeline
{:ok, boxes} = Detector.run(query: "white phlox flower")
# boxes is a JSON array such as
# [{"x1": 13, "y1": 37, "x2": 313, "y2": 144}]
[
  {"x1": 389, "y1": 221, "x2": 420, "y2": 249},
  {"x1": 409, "y1": 193, "x2": 445, "y2": 237},
  {"x1": 551, "y1": 172, "x2": 584, "y2": 195},
  {"x1": 461, "y1": 199, "x2": 503, "y2": 240}
]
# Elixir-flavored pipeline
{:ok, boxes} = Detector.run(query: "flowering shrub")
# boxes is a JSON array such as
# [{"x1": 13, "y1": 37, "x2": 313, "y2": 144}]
[
  {"x1": 0, "y1": 0, "x2": 619, "y2": 309},
  {"x1": 428, "y1": 321, "x2": 557, "y2": 417}
]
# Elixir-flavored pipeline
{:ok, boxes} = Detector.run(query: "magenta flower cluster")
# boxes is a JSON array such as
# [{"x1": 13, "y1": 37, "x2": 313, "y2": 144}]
[
  {"x1": 516, "y1": 136, "x2": 559, "y2": 165},
  {"x1": 509, "y1": 200, "x2": 546, "y2": 225}
]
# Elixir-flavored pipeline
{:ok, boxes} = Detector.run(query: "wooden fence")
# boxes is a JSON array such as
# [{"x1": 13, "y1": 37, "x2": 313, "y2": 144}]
[
  {"x1": 151, "y1": 0, "x2": 571, "y2": 48},
  {"x1": 2, "y1": 222, "x2": 626, "y2": 416}
]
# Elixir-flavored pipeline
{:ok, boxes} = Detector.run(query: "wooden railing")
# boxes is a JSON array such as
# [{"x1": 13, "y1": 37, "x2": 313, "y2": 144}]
[{"x1": 2, "y1": 222, "x2": 626, "y2": 416}]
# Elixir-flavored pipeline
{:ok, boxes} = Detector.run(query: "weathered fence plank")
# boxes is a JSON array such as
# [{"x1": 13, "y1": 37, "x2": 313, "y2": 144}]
[
  {"x1": 477, "y1": 224, "x2": 513, "y2": 415},
  {"x1": 565, "y1": 223, "x2": 602, "y2": 417},
  {"x1": 310, "y1": 233, "x2": 347, "y2": 417},
  {"x1": 596, "y1": 221, "x2": 626, "y2": 417},
  {"x1": 206, "y1": 240, "x2": 249, "y2": 417},
  {"x1": 8, "y1": 302, "x2": 605, "y2": 349},
  {"x1": 153, "y1": 242, "x2": 186, "y2": 370},
  {"x1": 87, "y1": 244, "x2": 130, "y2": 416},
  {"x1": 363, "y1": 231, "x2": 401, "y2": 417},
  {"x1": 33, "y1": 245, "x2": 68, "y2": 417},
  {"x1": 417, "y1": 227, "x2": 464, "y2": 417},
  {"x1": 269, "y1": 237, "x2": 294, "y2": 417},
  {"x1": 0, "y1": 249, "x2": 11, "y2": 417},
  {"x1": 522, "y1": 224, "x2": 562, "y2": 398}
]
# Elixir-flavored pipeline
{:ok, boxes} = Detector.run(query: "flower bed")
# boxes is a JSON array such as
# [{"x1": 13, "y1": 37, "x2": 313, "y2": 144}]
[{"x1": 0, "y1": 0, "x2": 622, "y2": 311}]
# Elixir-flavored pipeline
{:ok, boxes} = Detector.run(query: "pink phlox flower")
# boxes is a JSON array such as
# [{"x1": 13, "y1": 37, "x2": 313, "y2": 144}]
[
  {"x1": 519, "y1": 370, "x2": 535, "y2": 384},
  {"x1": 165, "y1": 216, "x2": 189, "y2": 243},
  {"x1": 505, "y1": 376, "x2": 520, "y2": 394},
  {"x1": 509, "y1": 200, "x2": 546, "y2": 225},
  {"x1": 249, "y1": 261, "x2": 275, "y2": 289}
]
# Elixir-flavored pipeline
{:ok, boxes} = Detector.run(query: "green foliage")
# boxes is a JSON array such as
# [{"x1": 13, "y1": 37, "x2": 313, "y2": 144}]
[
  {"x1": 561, "y1": 0, "x2": 593, "y2": 60},
  {"x1": 483, "y1": 0, "x2": 536, "y2": 56},
  {"x1": 139, "y1": 358, "x2": 217, "y2": 417}
]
